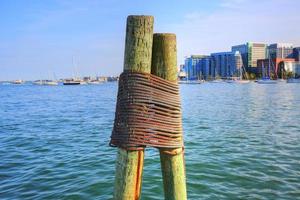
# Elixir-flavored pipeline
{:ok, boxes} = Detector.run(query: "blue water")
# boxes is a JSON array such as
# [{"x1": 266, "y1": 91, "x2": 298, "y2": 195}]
[{"x1": 0, "y1": 83, "x2": 299, "y2": 199}]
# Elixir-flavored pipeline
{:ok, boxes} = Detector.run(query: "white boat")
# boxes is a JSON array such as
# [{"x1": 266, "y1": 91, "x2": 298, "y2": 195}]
[
  {"x1": 210, "y1": 79, "x2": 223, "y2": 83},
  {"x1": 178, "y1": 80, "x2": 204, "y2": 84},
  {"x1": 33, "y1": 80, "x2": 58, "y2": 86},
  {"x1": 226, "y1": 79, "x2": 250, "y2": 84},
  {"x1": 11, "y1": 80, "x2": 24, "y2": 84},
  {"x1": 227, "y1": 53, "x2": 250, "y2": 84},
  {"x1": 63, "y1": 78, "x2": 87, "y2": 85},
  {"x1": 287, "y1": 78, "x2": 300, "y2": 83},
  {"x1": 87, "y1": 80, "x2": 104, "y2": 84},
  {"x1": 63, "y1": 79, "x2": 81, "y2": 85},
  {"x1": 79, "y1": 81, "x2": 87, "y2": 85},
  {"x1": 63, "y1": 56, "x2": 87, "y2": 85},
  {"x1": 234, "y1": 80, "x2": 251, "y2": 84}
]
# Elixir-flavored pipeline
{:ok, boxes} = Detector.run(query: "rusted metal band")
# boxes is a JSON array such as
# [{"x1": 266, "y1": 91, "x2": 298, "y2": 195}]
[{"x1": 109, "y1": 71, "x2": 184, "y2": 150}]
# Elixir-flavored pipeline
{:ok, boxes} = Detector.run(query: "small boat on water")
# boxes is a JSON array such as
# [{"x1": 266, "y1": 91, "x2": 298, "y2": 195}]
[
  {"x1": 33, "y1": 80, "x2": 58, "y2": 86},
  {"x1": 87, "y1": 80, "x2": 105, "y2": 84},
  {"x1": 178, "y1": 80, "x2": 204, "y2": 84},
  {"x1": 234, "y1": 80, "x2": 251, "y2": 84},
  {"x1": 210, "y1": 79, "x2": 223, "y2": 83},
  {"x1": 11, "y1": 80, "x2": 24, "y2": 84},
  {"x1": 257, "y1": 53, "x2": 277, "y2": 84},
  {"x1": 63, "y1": 79, "x2": 81, "y2": 85},
  {"x1": 227, "y1": 55, "x2": 250, "y2": 84},
  {"x1": 226, "y1": 79, "x2": 250, "y2": 84},
  {"x1": 63, "y1": 78, "x2": 87, "y2": 85}
]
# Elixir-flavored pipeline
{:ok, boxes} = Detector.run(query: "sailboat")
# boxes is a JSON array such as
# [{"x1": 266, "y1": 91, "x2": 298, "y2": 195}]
[
  {"x1": 11, "y1": 80, "x2": 24, "y2": 84},
  {"x1": 210, "y1": 67, "x2": 223, "y2": 83},
  {"x1": 33, "y1": 72, "x2": 58, "y2": 86},
  {"x1": 234, "y1": 64, "x2": 250, "y2": 84},
  {"x1": 257, "y1": 56, "x2": 277, "y2": 84},
  {"x1": 227, "y1": 51, "x2": 250, "y2": 84},
  {"x1": 63, "y1": 56, "x2": 86, "y2": 85},
  {"x1": 63, "y1": 78, "x2": 81, "y2": 85},
  {"x1": 193, "y1": 71, "x2": 205, "y2": 84},
  {"x1": 33, "y1": 80, "x2": 58, "y2": 85},
  {"x1": 178, "y1": 70, "x2": 203, "y2": 84}
]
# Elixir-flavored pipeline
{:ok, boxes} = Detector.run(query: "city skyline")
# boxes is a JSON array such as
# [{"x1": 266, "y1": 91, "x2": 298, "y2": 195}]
[{"x1": 1, "y1": 0, "x2": 300, "y2": 80}]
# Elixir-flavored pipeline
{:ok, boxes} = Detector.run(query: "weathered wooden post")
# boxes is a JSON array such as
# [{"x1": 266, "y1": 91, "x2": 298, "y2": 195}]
[
  {"x1": 112, "y1": 15, "x2": 154, "y2": 200},
  {"x1": 151, "y1": 33, "x2": 187, "y2": 200}
]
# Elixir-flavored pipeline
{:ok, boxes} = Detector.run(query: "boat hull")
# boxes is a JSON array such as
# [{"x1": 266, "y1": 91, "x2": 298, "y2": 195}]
[{"x1": 63, "y1": 82, "x2": 81, "y2": 85}]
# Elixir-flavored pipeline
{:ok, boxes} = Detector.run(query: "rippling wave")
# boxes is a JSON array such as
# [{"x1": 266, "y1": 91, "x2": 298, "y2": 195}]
[{"x1": 0, "y1": 83, "x2": 299, "y2": 199}]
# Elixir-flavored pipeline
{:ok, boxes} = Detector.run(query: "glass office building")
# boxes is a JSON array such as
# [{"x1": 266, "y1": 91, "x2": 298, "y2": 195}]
[
  {"x1": 268, "y1": 43, "x2": 294, "y2": 59},
  {"x1": 232, "y1": 42, "x2": 267, "y2": 70}
]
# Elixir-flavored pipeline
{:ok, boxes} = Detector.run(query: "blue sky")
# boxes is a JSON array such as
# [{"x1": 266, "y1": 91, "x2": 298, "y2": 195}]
[{"x1": 0, "y1": 0, "x2": 299, "y2": 80}]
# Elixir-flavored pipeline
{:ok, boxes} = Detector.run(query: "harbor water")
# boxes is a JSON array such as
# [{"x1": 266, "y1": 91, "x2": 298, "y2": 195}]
[{"x1": 0, "y1": 83, "x2": 299, "y2": 199}]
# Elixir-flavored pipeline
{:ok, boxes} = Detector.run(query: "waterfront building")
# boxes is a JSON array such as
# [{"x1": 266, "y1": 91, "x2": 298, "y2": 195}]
[
  {"x1": 196, "y1": 56, "x2": 211, "y2": 80},
  {"x1": 210, "y1": 52, "x2": 235, "y2": 78},
  {"x1": 184, "y1": 55, "x2": 207, "y2": 80},
  {"x1": 281, "y1": 61, "x2": 300, "y2": 77},
  {"x1": 268, "y1": 43, "x2": 294, "y2": 60},
  {"x1": 257, "y1": 58, "x2": 296, "y2": 79},
  {"x1": 232, "y1": 42, "x2": 267, "y2": 73}
]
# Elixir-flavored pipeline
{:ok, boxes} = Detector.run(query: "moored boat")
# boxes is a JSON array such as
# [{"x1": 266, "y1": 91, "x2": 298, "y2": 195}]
[
  {"x1": 63, "y1": 79, "x2": 81, "y2": 85},
  {"x1": 33, "y1": 80, "x2": 58, "y2": 85},
  {"x1": 11, "y1": 80, "x2": 24, "y2": 84},
  {"x1": 88, "y1": 80, "x2": 104, "y2": 84},
  {"x1": 234, "y1": 80, "x2": 251, "y2": 84},
  {"x1": 257, "y1": 53, "x2": 277, "y2": 84},
  {"x1": 210, "y1": 79, "x2": 223, "y2": 83}
]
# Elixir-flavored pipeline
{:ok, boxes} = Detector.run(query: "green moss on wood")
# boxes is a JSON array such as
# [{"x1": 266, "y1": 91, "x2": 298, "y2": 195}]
[
  {"x1": 151, "y1": 33, "x2": 187, "y2": 200},
  {"x1": 151, "y1": 33, "x2": 178, "y2": 82},
  {"x1": 124, "y1": 15, "x2": 154, "y2": 73},
  {"x1": 113, "y1": 15, "x2": 154, "y2": 200}
]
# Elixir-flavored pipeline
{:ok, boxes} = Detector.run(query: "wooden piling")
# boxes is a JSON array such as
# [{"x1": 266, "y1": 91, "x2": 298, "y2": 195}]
[
  {"x1": 151, "y1": 33, "x2": 187, "y2": 200},
  {"x1": 113, "y1": 15, "x2": 154, "y2": 200}
]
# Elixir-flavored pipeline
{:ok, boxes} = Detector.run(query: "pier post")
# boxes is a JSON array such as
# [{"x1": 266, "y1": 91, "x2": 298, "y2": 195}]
[
  {"x1": 151, "y1": 33, "x2": 187, "y2": 200},
  {"x1": 113, "y1": 15, "x2": 154, "y2": 200}
]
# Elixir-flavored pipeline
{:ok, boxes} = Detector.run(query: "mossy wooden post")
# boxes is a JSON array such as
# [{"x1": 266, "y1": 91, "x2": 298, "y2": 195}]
[
  {"x1": 113, "y1": 15, "x2": 154, "y2": 200},
  {"x1": 151, "y1": 33, "x2": 187, "y2": 200}
]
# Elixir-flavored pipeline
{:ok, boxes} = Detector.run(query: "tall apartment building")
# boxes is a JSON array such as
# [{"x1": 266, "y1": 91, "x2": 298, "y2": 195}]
[
  {"x1": 210, "y1": 52, "x2": 235, "y2": 78},
  {"x1": 184, "y1": 55, "x2": 207, "y2": 80},
  {"x1": 196, "y1": 56, "x2": 211, "y2": 80},
  {"x1": 268, "y1": 43, "x2": 293, "y2": 59},
  {"x1": 231, "y1": 42, "x2": 267, "y2": 73}
]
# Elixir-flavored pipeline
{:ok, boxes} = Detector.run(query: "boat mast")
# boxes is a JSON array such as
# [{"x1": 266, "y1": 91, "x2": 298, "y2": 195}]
[
  {"x1": 262, "y1": 61, "x2": 265, "y2": 79},
  {"x1": 268, "y1": 56, "x2": 270, "y2": 79}
]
